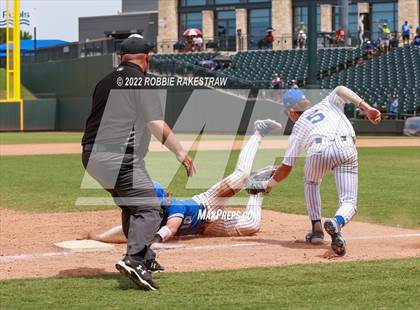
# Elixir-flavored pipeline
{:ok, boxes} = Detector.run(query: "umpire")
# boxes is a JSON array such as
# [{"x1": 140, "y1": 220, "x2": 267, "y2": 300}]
[{"x1": 81, "y1": 34, "x2": 195, "y2": 291}]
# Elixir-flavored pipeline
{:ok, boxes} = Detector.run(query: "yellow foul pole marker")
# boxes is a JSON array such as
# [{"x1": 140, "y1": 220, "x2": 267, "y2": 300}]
[
  {"x1": 5, "y1": 0, "x2": 10, "y2": 99},
  {"x1": 13, "y1": 0, "x2": 21, "y2": 102},
  {"x1": 1, "y1": 1, "x2": 23, "y2": 130},
  {"x1": 13, "y1": 0, "x2": 23, "y2": 131}
]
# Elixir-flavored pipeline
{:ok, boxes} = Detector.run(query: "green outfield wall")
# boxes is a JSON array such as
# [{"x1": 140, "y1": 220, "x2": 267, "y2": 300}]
[
  {"x1": 2, "y1": 55, "x2": 407, "y2": 134},
  {"x1": 0, "y1": 99, "x2": 57, "y2": 131},
  {"x1": 0, "y1": 102, "x2": 21, "y2": 131},
  {"x1": 20, "y1": 55, "x2": 114, "y2": 131}
]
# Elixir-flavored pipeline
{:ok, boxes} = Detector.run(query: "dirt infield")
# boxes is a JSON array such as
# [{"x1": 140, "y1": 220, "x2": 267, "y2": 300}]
[
  {"x1": 0, "y1": 208, "x2": 419, "y2": 280},
  {"x1": 1, "y1": 138, "x2": 419, "y2": 156},
  {"x1": 1, "y1": 138, "x2": 419, "y2": 280}
]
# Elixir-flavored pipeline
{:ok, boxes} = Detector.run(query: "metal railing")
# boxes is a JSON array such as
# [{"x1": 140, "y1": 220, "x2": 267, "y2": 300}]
[
  {"x1": 17, "y1": 30, "x2": 406, "y2": 64},
  {"x1": 158, "y1": 37, "x2": 236, "y2": 53},
  {"x1": 159, "y1": 30, "x2": 408, "y2": 54},
  {"x1": 157, "y1": 33, "x2": 367, "y2": 54}
]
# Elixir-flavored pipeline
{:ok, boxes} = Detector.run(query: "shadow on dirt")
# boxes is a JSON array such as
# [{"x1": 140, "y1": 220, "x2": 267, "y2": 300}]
[{"x1": 233, "y1": 238, "x2": 331, "y2": 250}]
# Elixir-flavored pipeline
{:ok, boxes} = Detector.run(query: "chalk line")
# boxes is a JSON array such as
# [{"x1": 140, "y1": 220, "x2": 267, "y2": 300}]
[{"x1": 1, "y1": 233, "x2": 418, "y2": 263}]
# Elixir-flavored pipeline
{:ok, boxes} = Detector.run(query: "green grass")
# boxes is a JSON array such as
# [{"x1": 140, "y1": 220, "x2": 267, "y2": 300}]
[
  {"x1": 1, "y1": 147, "x2": 419, "y2": 228},
  {"x1": 0, "y1": 132, "x2": 83, "y2": 144},
  {"x1": 0, "y1": 68, "x2": 37, "y2": 100},
  {"x1": 0, "y1": 258, "x2": 419, "y2": 309},
  {"x1": 1, "y1": 131, "x2": 417, "y2": 145},
  {"x1": 0, "y1": 132, "x2": 253, "y2": 144},
  {"x1": 0, "y1": 154, "x2": 109, "y2": 212}
]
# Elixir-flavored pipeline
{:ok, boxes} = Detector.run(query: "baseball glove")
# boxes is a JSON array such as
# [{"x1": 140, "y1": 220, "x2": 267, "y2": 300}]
[{"x1": 245, "y1": 165, "x2": 278, "y2": 195}]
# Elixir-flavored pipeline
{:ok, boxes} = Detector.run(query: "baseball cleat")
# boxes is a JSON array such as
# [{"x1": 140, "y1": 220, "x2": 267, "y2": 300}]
[
  {"x1": 116, "y1": 256, "x2": 159, "y2": 291},
  {"x1": 254, "y1": 119, "x2": 282, "y2": 136},
  {"x1": 305, "y1": 221, "x2": 324, "y2": 244},
  {"x1": 305, "y1": 231, "x2": 324, "y2": 244},
  {"x1": 145, "y1": 258, "x2": 165, "y2": 273},
  {"x1": 324, "y1": 218, "x2": 346, "y2": 257}
]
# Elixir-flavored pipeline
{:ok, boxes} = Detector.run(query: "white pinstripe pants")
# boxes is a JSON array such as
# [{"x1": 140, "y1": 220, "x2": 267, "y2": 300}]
[
  {"x1": 192, "y1": 134, "x2": 264, "y2": 236},
  {"x1": 200, "y1": 194, "x2": 264, "y2": 237},
  {"x1": 304, "y1": 139, "x2": 358, "y2": 225}
]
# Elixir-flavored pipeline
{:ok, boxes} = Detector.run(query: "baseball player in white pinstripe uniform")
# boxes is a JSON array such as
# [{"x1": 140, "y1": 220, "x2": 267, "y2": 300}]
[
  {"x1": 263, "y1": 86, "x2": 381, "y2": 256},
  {"x1": 90, "y1": 119, "x2": 282, "y2": 249}
]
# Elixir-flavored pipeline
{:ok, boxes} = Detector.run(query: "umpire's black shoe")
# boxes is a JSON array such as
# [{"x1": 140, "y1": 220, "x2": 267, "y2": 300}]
[
  {"x1": 146, "y1": 258, "x2": 165, "y2": 273},
  {"x1": 116, "y1": 256, "x2": 159, "y2": 291}
]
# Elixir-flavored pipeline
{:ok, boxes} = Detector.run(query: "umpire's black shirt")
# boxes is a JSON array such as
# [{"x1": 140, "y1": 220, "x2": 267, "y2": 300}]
[{"x1": 82, "y1": 62, "x2": 163, "y2": 158}]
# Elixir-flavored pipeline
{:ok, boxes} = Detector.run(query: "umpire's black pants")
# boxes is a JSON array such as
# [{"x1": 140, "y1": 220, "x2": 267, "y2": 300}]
[{"x1": 82, "y1": 150, "x2": 161, "y2": 261}]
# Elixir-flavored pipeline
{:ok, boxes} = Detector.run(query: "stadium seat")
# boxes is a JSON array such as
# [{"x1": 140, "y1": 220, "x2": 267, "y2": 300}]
[
  {"x1": 150, "y1": 46, "x2": 419, "y2": 116},
  {"x1": 320, "y1": 45, "x2": 420, "y2": 116}
]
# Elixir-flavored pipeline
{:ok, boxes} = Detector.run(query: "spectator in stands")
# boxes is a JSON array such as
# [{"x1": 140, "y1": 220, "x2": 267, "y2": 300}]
[
  {"x1": 401, "y1": 21, "x2": 411, "y2": 45},
  {"x1": 387, "y1": 94, "x2": 399, "y2": 119},
  {"x1": 192, "y1": 35, "x2": 204, "y2": 52},
  {"x1": 197, "y1": 59, "x2": 217, "y2": 70},
  {"x1": 258, "y1": 31, "x2": 274, "y2": 49},
  {"x1": 271, "y1": 74, "x2": 284, "y2": 89},
  {"x1": 327, "y1": 29, "x2": 345, "y2": 47},
  {"x1": 295, "y1": 21, "x2": 307, "y2": 34},
  {"x1": 364, "y1": 40, "x2": 375, "y2": 59},
  {"x1": 413, "y1": 26, "x2": 420, "y2": 47},
  {"x1": 271, "y1": 73, "x2": 284, "y2": 101},
  {"x1": 287, "y1": 80, "x2": 299, "y2": 89},
  {"x1": 295, "y1": 22, "x2": 307, "y2": 49},
  {"x1": 336, "y1": 28, "x2": 346, "y2": 46},
  {"x1": 296, "y1": 31, "x2": 307, "y2": 49},
  {"x1": 390, "y1": 34, "x2": 399, "y2": 49},
  {"x1": 365, "y1": 40, "x2": 378, "y2": 59},
  {"x1": 379, "y1": 23, "x2": 391, "y2": 52}
]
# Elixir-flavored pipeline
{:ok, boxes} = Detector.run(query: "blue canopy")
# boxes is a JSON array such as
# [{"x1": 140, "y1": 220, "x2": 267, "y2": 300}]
[{"x1": 0, "y1": 39, "x2": 69, "y2": 56}]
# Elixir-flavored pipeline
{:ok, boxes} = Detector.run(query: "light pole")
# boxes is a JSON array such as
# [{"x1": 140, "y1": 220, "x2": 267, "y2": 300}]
[{"x1": 306, "y1": 1, "x2": 318, "y2": 88}]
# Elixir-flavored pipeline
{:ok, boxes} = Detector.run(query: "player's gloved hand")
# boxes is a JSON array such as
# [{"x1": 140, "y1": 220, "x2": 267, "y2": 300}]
[
  {"x1": 176, "y1": 151, "x2": 197, "y2": 177},
  {"x1": 245, "y1": 180, "x2": 268, "y2": 195},
  {"x1": 245, "y1": 165, "x2": 278, "y2": 195},
  {"x1": 366, "y1": 107, "x2": 381, "y2": 125}
]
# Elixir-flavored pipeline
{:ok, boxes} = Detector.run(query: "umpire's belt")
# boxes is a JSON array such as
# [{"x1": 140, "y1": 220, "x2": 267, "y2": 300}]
[{"x1": 83, "y1": 144, "x2": 134, "y2": 153}]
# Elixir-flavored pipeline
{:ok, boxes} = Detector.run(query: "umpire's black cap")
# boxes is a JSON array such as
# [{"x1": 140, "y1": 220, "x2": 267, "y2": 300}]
[{"x1": 120, "y1": 34, "x2": 154, "y2": 55}]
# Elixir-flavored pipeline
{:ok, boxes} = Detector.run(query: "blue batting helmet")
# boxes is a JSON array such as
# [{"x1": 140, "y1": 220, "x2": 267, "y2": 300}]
[{"x1": 282, "y1": 89, "x2": 307, "y2": 109}]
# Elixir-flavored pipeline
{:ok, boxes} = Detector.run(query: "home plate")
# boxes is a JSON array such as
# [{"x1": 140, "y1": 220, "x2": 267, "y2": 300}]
[{"x1": 54, "y1": 240, "x2": 114, "y2": 253}]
